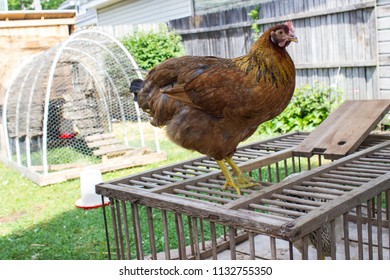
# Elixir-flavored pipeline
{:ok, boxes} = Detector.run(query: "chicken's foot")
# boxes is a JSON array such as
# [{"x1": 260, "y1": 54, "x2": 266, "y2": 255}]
[
  {"x1": 216, "y1": 158, "x2": 258, "y2": 195},
  {"x1": 226, "y1": 157, "x2": 258, "y2": 190}
]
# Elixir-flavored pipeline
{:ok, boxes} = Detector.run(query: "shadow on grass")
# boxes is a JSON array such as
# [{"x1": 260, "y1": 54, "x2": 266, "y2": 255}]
[{"x1": 0, "y1": 207, "x2": 109, "y2": 260}]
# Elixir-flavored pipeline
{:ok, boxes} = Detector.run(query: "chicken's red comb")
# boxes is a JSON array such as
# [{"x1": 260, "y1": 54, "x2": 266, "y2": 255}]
[{"x1": 285, "y1": 20, "x2": 295, "y2": 34}]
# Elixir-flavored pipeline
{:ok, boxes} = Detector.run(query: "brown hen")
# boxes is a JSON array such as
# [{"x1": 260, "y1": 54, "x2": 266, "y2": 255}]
[{"x1": 131, "y1": 22, "x2": 297, "y2": 195}]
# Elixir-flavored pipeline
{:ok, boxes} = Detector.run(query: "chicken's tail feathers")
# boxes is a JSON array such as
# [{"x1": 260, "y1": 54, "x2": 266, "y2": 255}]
[{"x1": 130, "y1": 78, "x2": 144, "y2": 102}]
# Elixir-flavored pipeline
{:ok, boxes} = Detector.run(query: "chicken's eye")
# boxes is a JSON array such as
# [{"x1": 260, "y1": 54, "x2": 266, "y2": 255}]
[{"x1": 277, "y1": 30, "x2": 284, "y2": 35}]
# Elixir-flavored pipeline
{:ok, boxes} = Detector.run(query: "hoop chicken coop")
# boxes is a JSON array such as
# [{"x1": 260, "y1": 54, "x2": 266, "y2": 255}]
[
  {"x1": 1, "y1": 30, "x2": 164, "y2": 186},
  {"x1": 96, "y1": 101, "x2": 390, "y2": 260}
]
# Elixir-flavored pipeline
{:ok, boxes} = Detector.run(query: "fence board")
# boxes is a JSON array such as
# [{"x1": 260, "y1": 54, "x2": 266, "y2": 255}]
[
  {"x1": 381, "y1": 66, "x2": 390, "y2": 77},
  {"x1": 378, "y1": 1, "x2": 390, "y2": 93}
]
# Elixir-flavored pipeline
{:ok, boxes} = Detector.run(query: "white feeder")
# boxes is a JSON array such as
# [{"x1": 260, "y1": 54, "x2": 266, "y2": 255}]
[{"x1": 75, "y1": 167, "x2": 109, "y2": 209}]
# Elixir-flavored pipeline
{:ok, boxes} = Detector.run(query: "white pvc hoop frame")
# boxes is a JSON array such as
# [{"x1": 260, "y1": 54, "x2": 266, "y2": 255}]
[
  {"x1": 2, "y1": 52, "x2": 40, "y2": 163},
  {"x1": 3, "y1": 29, "x2": 160, "y2": 175}
]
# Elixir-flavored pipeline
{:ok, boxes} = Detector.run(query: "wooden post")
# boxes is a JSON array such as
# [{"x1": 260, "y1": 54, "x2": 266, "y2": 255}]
[
  {"x1": 131, "y1": 203, "x2": 143, "y2": 260},
  {"x1": 187, "y1": 216, "x2": 195, "y2": 256},
  {"x1": 200, "y1": 219, "x2": 206, "y2": 251},
  {"x1": 367, "y1": 199, "x2": 374, "y2": 259},
  {"x1": 229, "y1": 227, "x2": 236, "y2": 260},
  {"x1": 248, "y1": 232, "x2": 256, "y2": 260},
  {"x1": 101, "y1": 196, "x2": 112, "y2": 260},
  {"x1": 302, "y1": 236, "x2": 309, "y2": 260},
  {"x1": 270, "y1": 236, "x2": 277, "y2": 260},
  {"x1": 330, "y1": 220, "x2": 336, "y2": 260},
  {"x1": 146, "y1": 207, "x2": 157, "y2": 260},
  {"x1": 121, "y1": 201, "x2": 132, "y2": 260},
  {"x1": 356, "y1": 206, "x2": 364, "y2": 260},
  {"x1": 316, "y1": 228, "x2": 323, "y2": 260},
  {"x1": 176, "y1": 213, "x2": 186, "y2": 259},
  {"x1": 115, "y1": 200, "x2": 125, "y2": 260},
  {"x1": 109, "y1": 198, "x2": 120, "y2": 260},
  {"x1": 289, "y1": 241, "x2": 294, "y2": 260},
  {"x1": 343, "y1": 212, "x2": 350, "y2": 260},
  {"x1": 377, "y1": 194, "x2": 383, "y2": 260},
  {"x1": 210, "y1": 222, "x2": 218, "y2": 260},
  {"x1": 161, "y1": 210, "x2": 171, "y2": 260},
  {"x1": 192, "y1": 217, "x2": 201, "y2": 260}
]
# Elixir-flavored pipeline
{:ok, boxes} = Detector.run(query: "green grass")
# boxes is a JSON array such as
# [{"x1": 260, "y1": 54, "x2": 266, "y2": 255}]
[{"x1": 0, "y1": 131, "x2": 264, "y2": 260}]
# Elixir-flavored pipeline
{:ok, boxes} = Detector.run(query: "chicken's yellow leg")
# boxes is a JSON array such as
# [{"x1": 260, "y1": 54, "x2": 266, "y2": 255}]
[
  {"x1": 216, "y1": 158, "x2": 258, "y2": 195},
  {"x1": 225, "y1": 157, "x2": 258, "y2": 189},
  {"x1": 216, "y1": 160, "x2": 242, "y2": 195},
  {"x1": 225, "y1": 157, "x2": 245, "y2": 177}
]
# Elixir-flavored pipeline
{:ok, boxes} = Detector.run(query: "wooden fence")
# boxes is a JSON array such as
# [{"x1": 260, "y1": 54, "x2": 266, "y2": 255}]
[
  {"x1": 378, "y1": 0, "x2": 390, "y2": 98},
  {"x1": 92, "y1": 22, "x2": 162, "y2": 38},
  {"x1": 169, "y1": 0, "x2": 389, "y2": 101}
]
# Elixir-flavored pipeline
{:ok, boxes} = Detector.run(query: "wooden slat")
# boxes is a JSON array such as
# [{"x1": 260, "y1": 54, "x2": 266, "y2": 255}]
[
  {"x1": 302, "y1": 180, "x2": 354, "y2": 192},
  {"x1": 173, "y1": 188, "x2": 232, "y2": 204},
  {"x1": 0, "y1": 18, "x2": 75, "y2": 28},
  {"x1": 249, "y1": 203, "x2": 305, "y2": 217},
  {"x1": 85, "y1": 133, "x2": 116, "y2": 142},
  {"x1": 185, "y1": 185, "x2": 240, "y2": 199},
  {"x1": 161, "y1": 210, "x2": 171, "y2": 260},
  {"x1": 271, "y1": 193, "x2": 324, "y2": 207},
  {"x1": 152, "y1": 174, "x2": 181, "y2": 182},
  {"x1": 93, "y1": 146, "x2": 133, "y2": 156},
  {"x1": 294, "y1": 100, "x2": 390, "y2": 159},
  {"x1": 320, "y1": 173, "x2": 371, "y2": 183},
  {"x1": 87, "y1": 138, "x2": 122, "y2": 148},
  {"x1": 260, "y1": 198, "x2": 317, "y2": 211},
  {"x1": 146, "y1": 207, "x2": 157, "y2": 260},
  {"x1": 293, "y1": 184, "x2": 346, "y2": 195},
  {"x1": 0, "y1": 10, "x2": 75, "y2": 21}
]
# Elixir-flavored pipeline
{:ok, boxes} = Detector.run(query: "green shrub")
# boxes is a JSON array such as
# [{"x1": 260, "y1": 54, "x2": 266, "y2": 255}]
[
  {"x1": 121, "y1": 25, "x2": 185, "y2": 70},
  {"x1": 257, "y1": 83, "x2": 342, "y2": 135},
  {"x1": 248, "y1": 6, "x2": 261, "y2": 35}
]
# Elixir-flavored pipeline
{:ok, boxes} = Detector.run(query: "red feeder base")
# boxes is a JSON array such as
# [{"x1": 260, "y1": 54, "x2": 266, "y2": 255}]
[{"x1": 75, "y1": 198, "x2": 110, "y2": 210}]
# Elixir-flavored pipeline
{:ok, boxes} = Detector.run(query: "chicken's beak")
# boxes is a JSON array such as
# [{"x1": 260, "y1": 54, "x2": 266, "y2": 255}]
[{"x1": 289, "y1": 34, "x2": 298, "y2": 43}]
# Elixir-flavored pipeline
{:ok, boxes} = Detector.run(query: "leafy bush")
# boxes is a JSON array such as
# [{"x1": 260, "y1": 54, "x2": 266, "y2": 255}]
[
  {"x1": 121, "y1": 25, "x2": 185, "y2": 70},
  {"x1": 248, "y1": 6, "x2": 261, "y2": 35},
  {"x1": 257, "y1": 84, "x2": 342, "y2": 135}
]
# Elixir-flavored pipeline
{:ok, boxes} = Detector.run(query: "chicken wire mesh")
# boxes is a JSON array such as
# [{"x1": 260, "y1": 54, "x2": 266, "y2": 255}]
[{"x1": 2, "y1": 30, "x2": 160, "y2": 182}]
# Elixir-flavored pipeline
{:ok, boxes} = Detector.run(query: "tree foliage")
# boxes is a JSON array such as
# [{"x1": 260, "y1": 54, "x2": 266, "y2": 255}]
[{"x1": 8, "y1": 0, "x2": 66, "y2": 10}]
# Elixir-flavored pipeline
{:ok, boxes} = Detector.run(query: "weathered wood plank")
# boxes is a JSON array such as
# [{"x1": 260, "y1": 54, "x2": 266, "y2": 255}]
[
  {"x1": 294, "y1": 100, "x2": 390, "y2": 159},
  {"x1": 87, "y1": 138, "x2": 122, "y2": 148},
  {"x1": 0, "y1": 18, "x2": 75, "y2": 28},
  {"x1": 85, "y1": 133, "x2": 116, "y2": 142},
  {"x1": 93, "y1": 145, "x2": 133, "y2": 156}
]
